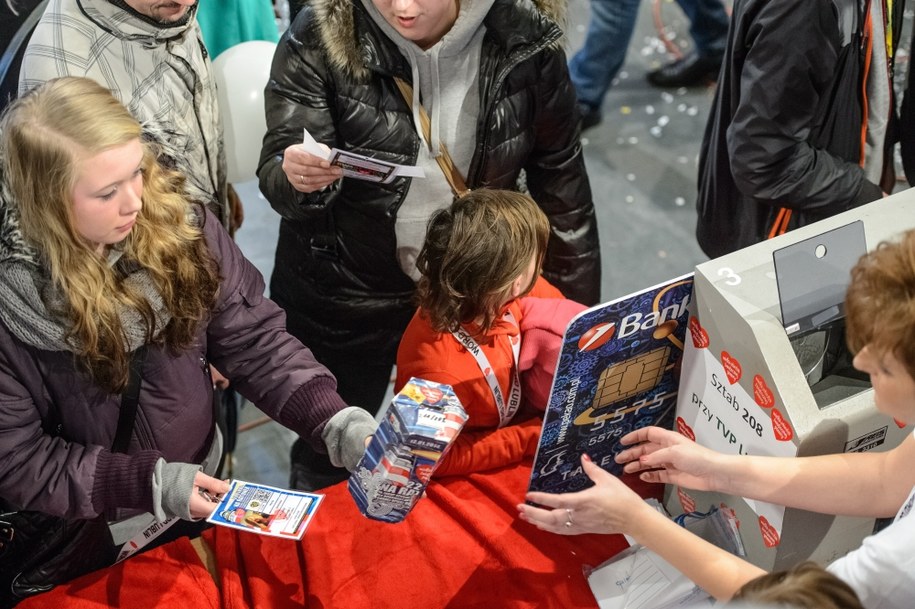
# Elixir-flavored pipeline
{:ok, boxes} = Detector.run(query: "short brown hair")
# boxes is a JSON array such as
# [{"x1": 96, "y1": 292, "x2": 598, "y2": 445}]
[
  {"x1": 733, "y1": 561, "x2": 863, "y2": 609},
  {"x1": 415, "y1": 189, "x2": 550, "y2": 334},
  {"x1": 846, "y1": 229, "x2": 915, "y2": 378}
]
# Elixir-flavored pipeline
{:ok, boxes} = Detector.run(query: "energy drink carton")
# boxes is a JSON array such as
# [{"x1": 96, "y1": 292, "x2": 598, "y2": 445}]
[{"x1": 349, "y1": 377, "x2": 467, "y2": 523}]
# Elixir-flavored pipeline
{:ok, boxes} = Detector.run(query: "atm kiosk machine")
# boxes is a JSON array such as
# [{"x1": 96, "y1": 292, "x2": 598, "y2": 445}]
[{"x1": 669, "y1": 192, "x2": 915, "y2": 570}]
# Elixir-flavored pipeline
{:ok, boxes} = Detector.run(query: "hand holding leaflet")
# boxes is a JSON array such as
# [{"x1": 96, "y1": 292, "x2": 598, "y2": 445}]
[
  {"x1": 302, "y1": 129, "x2": 424, "y2": 184},
  {"x1": 206, "y1": 480, "x2": 324, "y2": 540}
]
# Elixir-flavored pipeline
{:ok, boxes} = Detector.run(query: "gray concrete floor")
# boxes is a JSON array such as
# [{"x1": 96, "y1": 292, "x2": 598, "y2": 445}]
[{"x1": 227, "y1": 0, "x2": 912, "y2": 488}]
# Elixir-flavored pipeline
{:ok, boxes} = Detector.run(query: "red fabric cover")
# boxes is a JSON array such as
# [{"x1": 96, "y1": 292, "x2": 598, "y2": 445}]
[
  {"x1": 18, "y1": 536, "x2": 219, "y2": 609},
  {"x1": 210, "y1": 459, "x2": 661, "y2": 609},
  {"x1": 19, "y1": 462, "x2": 660, "y2": 609}
]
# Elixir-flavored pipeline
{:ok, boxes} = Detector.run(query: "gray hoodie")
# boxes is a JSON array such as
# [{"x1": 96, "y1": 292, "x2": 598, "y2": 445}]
[{"x1": 360, "y1": 0, "x2": 497, "y2": 280}]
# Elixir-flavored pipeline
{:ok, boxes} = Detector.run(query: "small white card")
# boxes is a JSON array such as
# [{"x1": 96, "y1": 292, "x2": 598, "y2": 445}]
[
  {"x1": 206, "y1": 479, "x2": 323, "y2": 540},
  {"x1": 302, "y1": 129, "x2": 424, "y2": 184}
]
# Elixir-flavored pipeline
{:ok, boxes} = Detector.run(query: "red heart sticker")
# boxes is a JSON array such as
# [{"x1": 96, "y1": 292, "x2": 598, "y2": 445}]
[
  {"x1": 770, "y1": 408, "x2": 794, "y2": 442},
  {"x1": 758, "y1": 515, "x2": 781, "y2": 548},
  {"x1": 753, "y1": 374, "x2": 775, "y2": 408},
  {"x1": 688, "y1": 317, "x2": 709, "y2": 349},
  {"x1": 676, "y1": 416, "x2": 696, "y2": 441},
  {"x1": 420, "y1": 386, "x2": 443, "y2": 403},
  {"x1": 678, "y1": 487, "x2": 696, "y2": 513},
  {"x1": 483, "y1": 367, "x2": 492, "y2": 376},
  {"x1": 414, "y1": 464, "x2": 433, "y2": 485},
  {"x1": 721, "y1": 351, "x2": 742, "y2": 384},
  {"x1": 894, "y1": 418, "x2": 907, "y2": 429}
]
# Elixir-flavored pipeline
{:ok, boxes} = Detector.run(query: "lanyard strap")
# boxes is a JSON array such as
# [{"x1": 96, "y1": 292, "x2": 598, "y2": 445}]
[
  {"x1": 451, "y1": 311, "x2": 522, "y2": 427},
  {"x1": 115, "y1": 515, "x2": 178, "y2": 563}
]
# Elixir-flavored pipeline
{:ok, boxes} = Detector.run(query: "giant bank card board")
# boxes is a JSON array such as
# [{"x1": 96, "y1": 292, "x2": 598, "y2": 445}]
[{"x1": 528, "y1": 274, "x2": 694, "y2": 494}]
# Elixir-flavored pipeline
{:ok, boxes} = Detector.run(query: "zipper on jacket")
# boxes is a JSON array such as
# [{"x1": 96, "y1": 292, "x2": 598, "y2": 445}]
[
  {"x1": 469, "y1": 28, "x2": 562, "y2": 186},
  {"x1": 173, "y1": 52, "x2": 221, "y2": 212}
]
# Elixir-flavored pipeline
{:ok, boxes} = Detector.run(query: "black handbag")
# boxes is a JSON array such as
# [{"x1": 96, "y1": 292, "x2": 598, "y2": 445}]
[{"x1": 0, "y1": 346, "x2": 147, "y2": 608}]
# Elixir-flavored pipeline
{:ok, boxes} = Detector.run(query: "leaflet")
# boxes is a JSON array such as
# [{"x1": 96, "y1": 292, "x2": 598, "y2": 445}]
[
  {"x1": 302, "y1": 129, "x2": 424, "y2": 183},
  {"x1": 206, "y1": 479, "x2": 323, "y2": 540}
]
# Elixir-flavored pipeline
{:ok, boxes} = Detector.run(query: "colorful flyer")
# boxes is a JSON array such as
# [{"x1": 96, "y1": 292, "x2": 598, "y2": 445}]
[
  {"x1": 206, "y1": 480, "x2": 323, "y2": 540},
  {"x1": 528, "y1": 274, "x2": 694, "y2": 495}
]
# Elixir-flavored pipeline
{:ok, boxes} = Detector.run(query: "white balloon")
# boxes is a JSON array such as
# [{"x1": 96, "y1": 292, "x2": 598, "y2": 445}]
[{"x1": 212, "y1": 40, "x2": 277, "y2": 184}]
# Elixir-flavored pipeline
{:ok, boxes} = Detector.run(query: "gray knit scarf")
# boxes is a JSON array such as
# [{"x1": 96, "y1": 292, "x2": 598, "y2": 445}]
[
  {"x1": 0, "y1": 158, "x2": 171, "y2": 353},
  {"x1": 0, "y1": 252, "x2": 171, "y2": 353}
]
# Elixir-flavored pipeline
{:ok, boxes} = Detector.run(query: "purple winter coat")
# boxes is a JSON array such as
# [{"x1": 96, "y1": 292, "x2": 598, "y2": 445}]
[{"x1": 0, "y1": 207, "x2": 348, "y2": 519}]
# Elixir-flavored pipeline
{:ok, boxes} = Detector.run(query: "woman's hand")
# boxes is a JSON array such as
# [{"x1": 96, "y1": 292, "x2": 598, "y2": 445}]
[
  {"x1": 189, "y1": 471, "x2": 231, "y2": 520},
  {"x1": 282, "y1": 143, "x2": 343, "y2": 193},
  {"x1": 615, "y1": 426, "x2": 725, "y2": 491},
  {"x1": 518, "y1": 454, "x2": 650, "y2": 536}
]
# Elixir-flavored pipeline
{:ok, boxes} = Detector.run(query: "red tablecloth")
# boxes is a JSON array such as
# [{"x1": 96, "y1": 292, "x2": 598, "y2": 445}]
[
  {"x1": 210, "y1": 459, "x2": 658, "y2": 609},
  {"x1": 20, "y1": 459, "x2": 659, "y2": 609},
  {"x1": 18, "y1": 536, "x2": 219, "y2": 609}
]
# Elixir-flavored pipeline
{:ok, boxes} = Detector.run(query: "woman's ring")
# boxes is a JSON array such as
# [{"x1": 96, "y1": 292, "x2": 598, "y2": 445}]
[
  {"x1": 564, "y1": 508, "x2": 574, "y2": 528},
  {"x1": 299, "y1": 174, "x2": 306, "y2": 185}
]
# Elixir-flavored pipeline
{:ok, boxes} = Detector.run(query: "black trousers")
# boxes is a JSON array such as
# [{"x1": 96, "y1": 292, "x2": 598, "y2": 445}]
[{"x1": 289, "y1": 342, "x2": 395, "y2": 490}]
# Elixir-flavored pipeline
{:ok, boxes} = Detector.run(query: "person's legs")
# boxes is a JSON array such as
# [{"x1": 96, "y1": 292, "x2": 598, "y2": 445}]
[
  {"x1": 680, "y1": 0, "x2": 729, "y2": 58},
  {"x1": 568, "y1": 0, "x2": 642, "y2": 128},
  {"x1": 288, "y1": 344, "x2": 395, "y2": 491},
  {"x1": 647, "y1": 0, "x2": 729, "y2": 87}
]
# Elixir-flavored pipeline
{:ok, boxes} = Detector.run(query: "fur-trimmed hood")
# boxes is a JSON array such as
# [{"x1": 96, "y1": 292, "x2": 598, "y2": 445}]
[{"x1": 310, "y1": 0, "x2": 567, "y2": 80}]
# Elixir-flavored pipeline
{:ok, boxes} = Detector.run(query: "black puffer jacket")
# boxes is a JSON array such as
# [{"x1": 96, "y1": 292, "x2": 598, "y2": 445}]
[
  {"x1": 696, "y1": 0, "x2": 889, "y2": 259},
  {"x1": 258, "y1": 0, "x2": 600, "y2": 358}
]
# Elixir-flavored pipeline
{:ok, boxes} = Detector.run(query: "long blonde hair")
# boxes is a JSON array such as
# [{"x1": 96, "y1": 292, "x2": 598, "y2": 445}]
[{"x1": 0, "y1": 77, "x2": 219, "y2": 391}]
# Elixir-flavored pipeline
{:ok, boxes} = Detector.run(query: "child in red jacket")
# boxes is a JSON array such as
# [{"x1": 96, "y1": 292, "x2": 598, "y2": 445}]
[{"x1": 395, "y1": 189, "x2": 586, "y2": 476}]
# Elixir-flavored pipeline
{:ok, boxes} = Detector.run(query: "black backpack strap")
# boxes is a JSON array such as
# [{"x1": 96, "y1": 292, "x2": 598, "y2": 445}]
[{"x1": 112, "y1": 345, "x2": 148, "y2": 454}]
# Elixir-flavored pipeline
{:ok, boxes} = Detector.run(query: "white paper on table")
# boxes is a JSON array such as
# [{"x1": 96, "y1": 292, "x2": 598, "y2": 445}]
[
  {"x1": 302, "y1": 129, "x2": 424, "y2": 183},
  {"x1": 587, "y1": 544, "x2": 713, "y2": 609}
]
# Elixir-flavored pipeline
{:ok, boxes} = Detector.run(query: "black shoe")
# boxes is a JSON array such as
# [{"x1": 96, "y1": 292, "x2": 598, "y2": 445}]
[
  {"x1": 578, "y1": 102, "x2": 602, "y2": 131},
  {"x1": 647, "y1": 51, "x2": 723, "y2": 88}
]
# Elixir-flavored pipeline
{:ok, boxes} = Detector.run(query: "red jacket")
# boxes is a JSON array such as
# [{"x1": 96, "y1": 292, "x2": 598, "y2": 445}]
[{"x1": 395, "y1": 278, "x2": 586, "y2": 476}]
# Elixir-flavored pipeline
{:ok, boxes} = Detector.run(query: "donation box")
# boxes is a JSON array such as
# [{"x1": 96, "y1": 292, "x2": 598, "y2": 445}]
[{"x1": 670, "y1": 192, "x2": 915, "y2": 570}]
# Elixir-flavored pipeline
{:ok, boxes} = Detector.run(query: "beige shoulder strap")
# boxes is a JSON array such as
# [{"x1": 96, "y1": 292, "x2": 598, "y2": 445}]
[{"x1": 394, "y1": 77, "x2": 471, "y2": 198}]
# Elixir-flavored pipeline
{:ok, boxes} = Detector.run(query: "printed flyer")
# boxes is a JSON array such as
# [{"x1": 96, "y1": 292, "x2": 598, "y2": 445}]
[
  {"x1": 302, "y1": 129, "x2": 424, "y2": 183},
  {"x1": 528, "y1": 274, "x2": 694, "y2": 495},
  {"x1": 206, "y1": 480, "x2": 323, "y2": 540}
]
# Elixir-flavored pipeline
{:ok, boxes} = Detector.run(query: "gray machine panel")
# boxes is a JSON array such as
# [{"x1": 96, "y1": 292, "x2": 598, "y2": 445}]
[{"x1": 773, "y1": 220, "x2": 866, "y2": 337}]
